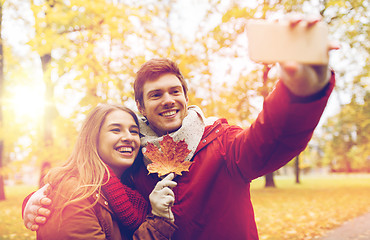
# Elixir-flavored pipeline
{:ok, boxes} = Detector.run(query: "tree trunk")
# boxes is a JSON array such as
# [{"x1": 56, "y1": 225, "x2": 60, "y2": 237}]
[
  {"x1": 264, "y1": 172, "x2": 275, "y2": 187},
  {"x1": 41, "y1": 54, "x2": 53, "y2": 146},
  {"x1": 262, "y1": 64, "x2": 276, "y2": 188},
  {"x1": 40, "y1": 53, "x2": 54, "y2": 186},
  {"x1": 295, "y1": 155, "x2": 300, "y2": 184},
  {"x1": 0, "y1": 3, "x2": 6, "y2": 201},
  {"x1": 37, "y1": 0, "x2": 57, "y2": 188},
  {"x1": 344, "y1": 156, "x2": 352, "y2": 173}
]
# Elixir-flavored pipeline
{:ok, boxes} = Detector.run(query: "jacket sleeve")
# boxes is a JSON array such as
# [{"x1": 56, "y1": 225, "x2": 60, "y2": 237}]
[
  {"x1": 37, "y1": 199, "x2": 107, "y2": 240},
  {"x1": 133, "y1": 214, "x2": 177, "y2": 240},
  {"x1": 223, "y1": 75, "x2": 335, "y2": 182}
]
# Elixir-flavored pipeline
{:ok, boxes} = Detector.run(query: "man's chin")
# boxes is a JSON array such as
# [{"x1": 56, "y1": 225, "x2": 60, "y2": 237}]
[{"x1": 154, "y1": 124, "x2": 182, "y2": 136}]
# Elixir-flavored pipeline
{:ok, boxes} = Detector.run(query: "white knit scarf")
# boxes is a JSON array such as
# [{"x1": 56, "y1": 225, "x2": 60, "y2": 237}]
[{"x1": 138, "y1": 105, "x2": 208, "y2": 167}]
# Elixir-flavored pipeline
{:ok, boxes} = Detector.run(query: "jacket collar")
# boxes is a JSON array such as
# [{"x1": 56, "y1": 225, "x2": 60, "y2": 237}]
[{"x1": 194, "y1": 118, "x2": 226, "y2": 154}]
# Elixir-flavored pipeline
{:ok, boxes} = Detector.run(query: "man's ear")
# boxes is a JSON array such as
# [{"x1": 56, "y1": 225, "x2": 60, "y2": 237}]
[{"x1": 136, "y1": 101, "x2": 146, "y2": 116}]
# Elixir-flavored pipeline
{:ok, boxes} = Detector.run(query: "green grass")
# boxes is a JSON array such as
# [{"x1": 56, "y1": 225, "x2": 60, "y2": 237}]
[
  {"x1": 0, "y1": 175, "x2": 369, "y2": 240},
  {"x1": 0, "y1": 185, "x2": 37, "y2": 240}
]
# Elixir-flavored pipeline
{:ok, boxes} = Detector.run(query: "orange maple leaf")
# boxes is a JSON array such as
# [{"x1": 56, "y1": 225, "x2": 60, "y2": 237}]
[{"x1": 144, "y1": 134, "x2": 192, "y2": 177}]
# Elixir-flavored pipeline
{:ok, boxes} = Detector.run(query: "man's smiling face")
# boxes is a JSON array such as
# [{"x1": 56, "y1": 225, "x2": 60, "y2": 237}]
[{"x1": 138, "y1": 73, "x2": 188, "y2": 136}]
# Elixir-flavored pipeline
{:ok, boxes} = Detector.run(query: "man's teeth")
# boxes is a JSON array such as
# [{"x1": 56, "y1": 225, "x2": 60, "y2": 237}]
[
  {"x1": 117, "y1": 147, "x2": 132, "y2": 153},
  {"x1": 161, "y1": 110, "x2": 176, "y2": 117}
]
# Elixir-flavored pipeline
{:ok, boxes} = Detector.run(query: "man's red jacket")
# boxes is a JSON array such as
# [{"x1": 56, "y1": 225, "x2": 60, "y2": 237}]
[{"x1": 133, "y1": 76, "x2": 335, "y2": 240}]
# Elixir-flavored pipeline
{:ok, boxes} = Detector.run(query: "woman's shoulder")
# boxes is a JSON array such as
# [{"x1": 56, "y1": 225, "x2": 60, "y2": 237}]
[
  {"x1": 47, "y1": 176, "x2": 93, "y2": 210},
  {"x1": 49, "y1": 176, "x2": 79, "y2": 196}
]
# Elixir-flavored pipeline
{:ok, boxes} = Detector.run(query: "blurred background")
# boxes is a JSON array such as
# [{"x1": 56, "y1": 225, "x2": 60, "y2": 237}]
[{"x1": 0, "y1": 0, "x2": 369, "y2": 239}]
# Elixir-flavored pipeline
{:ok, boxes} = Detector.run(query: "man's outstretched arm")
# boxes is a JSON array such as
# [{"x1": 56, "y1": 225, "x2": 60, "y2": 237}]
[{"x1": 279, "y1": 15, "x2": 339, "y2": 97}]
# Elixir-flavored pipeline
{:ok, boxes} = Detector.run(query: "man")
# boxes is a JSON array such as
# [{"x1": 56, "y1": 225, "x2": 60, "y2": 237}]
[{"x1": 23, "y1": 16, "x2": 337, "y2": 239}]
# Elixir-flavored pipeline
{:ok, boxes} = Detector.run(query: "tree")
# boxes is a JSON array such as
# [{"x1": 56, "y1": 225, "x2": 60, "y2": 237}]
[
  {"x1": 321, "y1": 91, "x2": 370, "y2": 172},
  {"x1": 295, "y1": 155, "x2": 300, "y2": 184},
  {"x1": 312, "y1": 0, "x2": 370, "y2": 172},
  {"x1": 0, "y1": 0, "x2": 5, "y2": 201},
  {"x1": 29, "y1": 0, "x2": 60, "y2": 184},
  {"x1": 26, "y1": 0, "x2": 146, "y2": 168}
]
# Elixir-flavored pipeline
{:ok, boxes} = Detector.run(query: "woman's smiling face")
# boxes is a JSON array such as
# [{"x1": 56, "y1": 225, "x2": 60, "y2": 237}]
[{"x1": 97, "y1": 110, "x2": 141, "y2": 177}]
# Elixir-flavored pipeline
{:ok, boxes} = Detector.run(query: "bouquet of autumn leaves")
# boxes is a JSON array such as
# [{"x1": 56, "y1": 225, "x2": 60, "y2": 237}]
[{"x1": 144, "y1": 134, "x2": 193, "y2": 177}]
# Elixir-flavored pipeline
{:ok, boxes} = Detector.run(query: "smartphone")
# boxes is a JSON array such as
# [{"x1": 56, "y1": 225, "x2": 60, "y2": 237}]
[{"x1": 246, "y1": 19, "x2": 329, "y2": 64}]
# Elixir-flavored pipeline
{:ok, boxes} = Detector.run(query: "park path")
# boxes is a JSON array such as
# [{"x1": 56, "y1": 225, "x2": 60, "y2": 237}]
[{"x1": 318, "y1": 211, "x2": 370, "y2": 240}]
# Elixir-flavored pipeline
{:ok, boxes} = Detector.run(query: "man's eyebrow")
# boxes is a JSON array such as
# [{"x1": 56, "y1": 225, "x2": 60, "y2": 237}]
[
  {"x1": 146, "y1": 85, "x2": 182, "y2": 96},
  {"x1": 147, "y1": 89, "x2": 162, "y2": 95}
]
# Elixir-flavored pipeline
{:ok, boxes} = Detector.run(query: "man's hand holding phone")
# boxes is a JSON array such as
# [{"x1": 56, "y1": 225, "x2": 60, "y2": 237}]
[{"x1": 246, "y1": 14, "x2": 339, "y2": 96}]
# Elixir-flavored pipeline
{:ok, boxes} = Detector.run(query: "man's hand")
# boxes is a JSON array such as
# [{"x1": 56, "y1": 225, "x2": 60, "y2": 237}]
[
  {"x1": 279, "y1": 15, "x2": 339, "y2": 96},
  {"x1": 23, "y1": 184, "x2": 52, "y2": 231},
  {"x1": 149, "y1": 173, "x2": 177, "y2": 222}
]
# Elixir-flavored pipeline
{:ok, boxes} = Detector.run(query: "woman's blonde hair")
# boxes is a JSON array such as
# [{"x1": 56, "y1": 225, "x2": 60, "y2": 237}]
[{"x1": 44, "y1": 103, "x2": 140, "y2": 217}]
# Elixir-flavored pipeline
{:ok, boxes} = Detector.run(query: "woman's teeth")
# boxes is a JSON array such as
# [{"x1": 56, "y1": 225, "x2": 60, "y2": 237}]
[{"x1": 116, "y1": 146, "x2": 132, "y2": 153}]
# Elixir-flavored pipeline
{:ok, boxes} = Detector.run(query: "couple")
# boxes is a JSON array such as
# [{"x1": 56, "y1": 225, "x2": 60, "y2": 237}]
[{"x1": 23, "y1": 17, "x2": 336, "y2": 240}]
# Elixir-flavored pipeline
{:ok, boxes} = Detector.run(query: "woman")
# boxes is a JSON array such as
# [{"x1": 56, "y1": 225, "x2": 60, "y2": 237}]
[{"x1": 36, "y1": 103, "x2": 177, "y2": 240}]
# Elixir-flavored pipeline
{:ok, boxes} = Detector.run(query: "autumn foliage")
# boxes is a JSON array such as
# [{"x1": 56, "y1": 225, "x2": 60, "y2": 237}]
[{"x1": 144, "y1": 135, "x2": 192, "y2": 177}]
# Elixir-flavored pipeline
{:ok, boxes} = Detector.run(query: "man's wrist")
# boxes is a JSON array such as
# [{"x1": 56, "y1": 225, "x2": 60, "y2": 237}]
[{"x1": 287, "y1": 69, "x2": 334, "y2": 103}]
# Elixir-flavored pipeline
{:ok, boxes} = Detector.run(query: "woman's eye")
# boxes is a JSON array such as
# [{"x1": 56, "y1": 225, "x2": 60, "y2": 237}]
[{"x1": 111, "y1": 128, "x2": 120, "y2": 132}]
